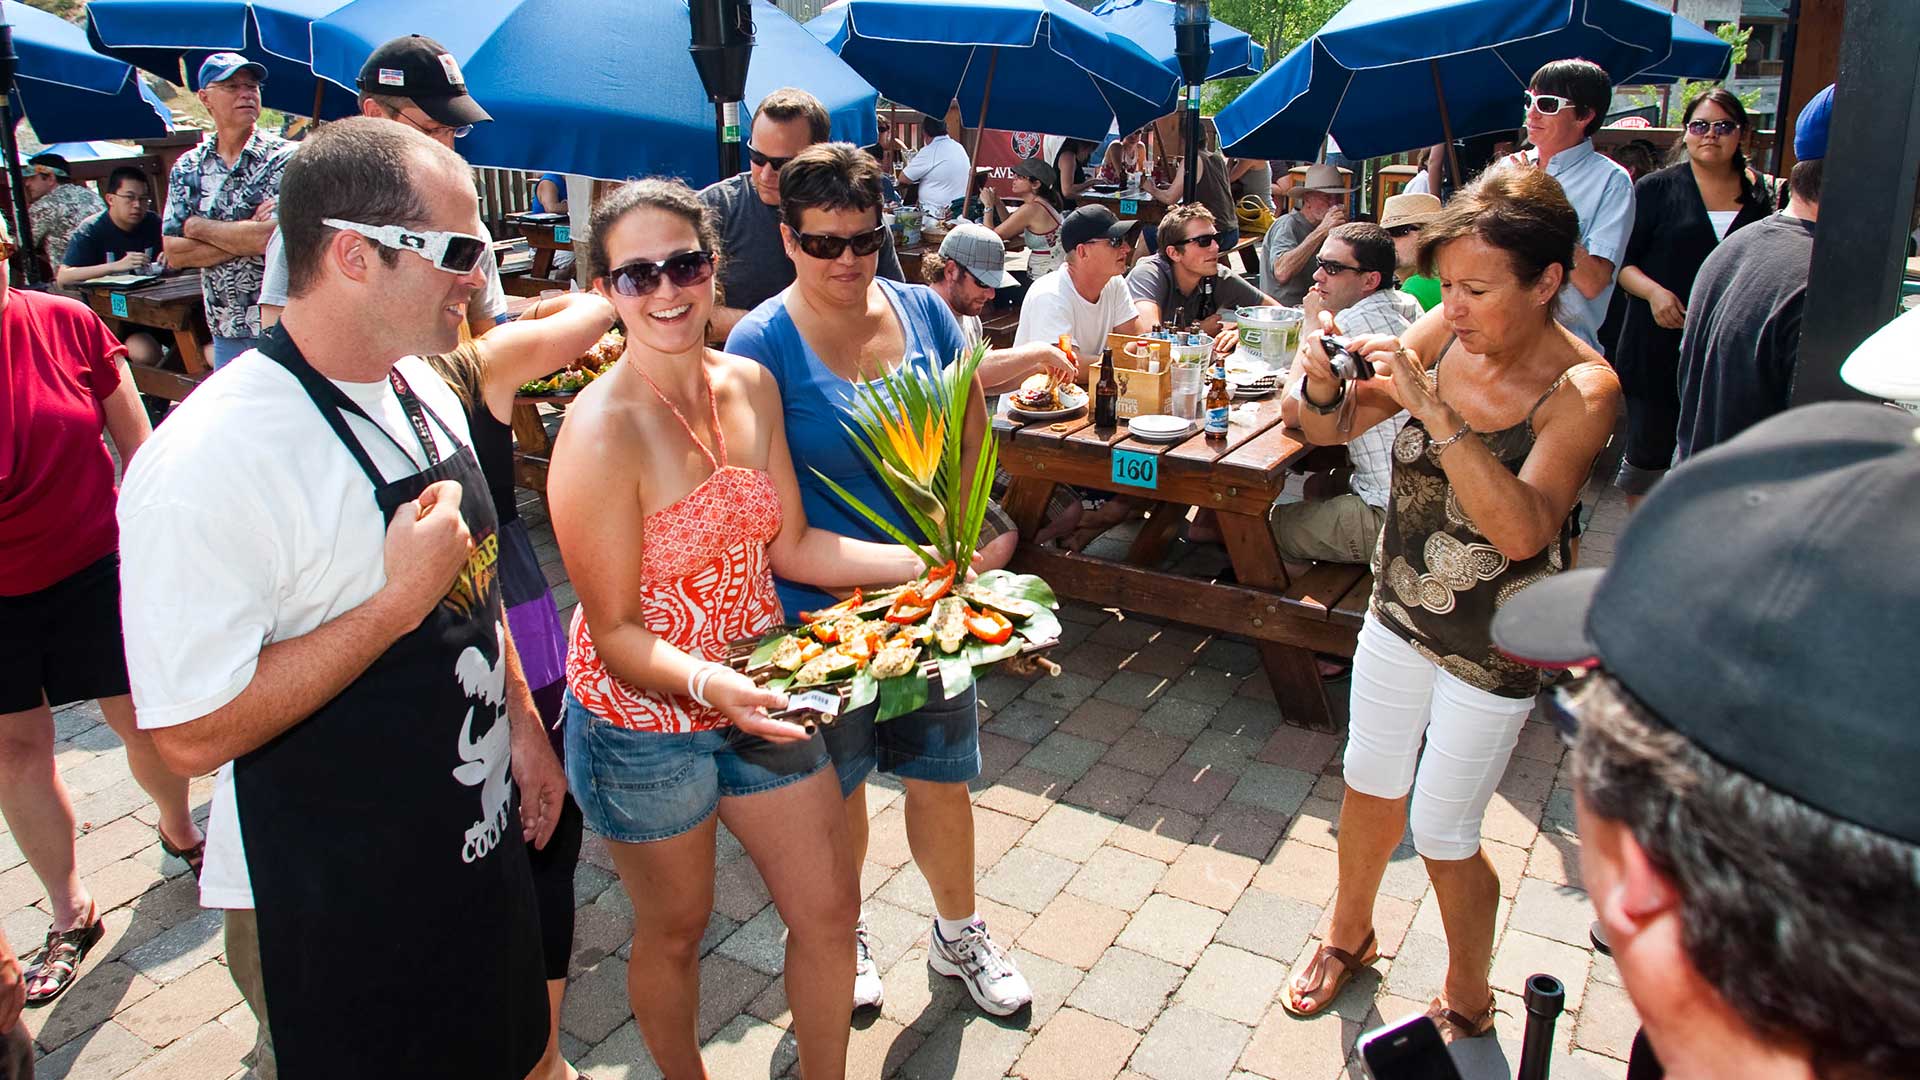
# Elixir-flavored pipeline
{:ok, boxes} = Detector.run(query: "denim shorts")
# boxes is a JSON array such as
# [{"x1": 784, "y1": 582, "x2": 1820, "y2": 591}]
[
  {"x1": 563, "y1": 692, "x2": 830, "y2": 844},
  {"x1": 823, "y1": 681, "x2": 982, "y2": 796}
]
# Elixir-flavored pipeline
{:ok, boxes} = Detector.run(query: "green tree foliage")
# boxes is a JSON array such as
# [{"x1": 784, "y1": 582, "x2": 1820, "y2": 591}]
[{"x1": 1201, "y1": 0, "x2": 1350, "y2": 114}]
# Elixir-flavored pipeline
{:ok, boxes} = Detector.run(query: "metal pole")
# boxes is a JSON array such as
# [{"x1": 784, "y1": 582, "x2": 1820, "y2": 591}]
[
  {"x1": 1516, "y1": 974, "x2": 1566, "y2": 1080},
  {"x1": 717, "y1": 100, "x2": 742, "y2": 178},
  {"x1": 1430, "y1": 60, "x2": 1463, "y2": 191},
  {"x1": 0, "y1": 17, "x2": 35, "y2": 286},
  {"x1": 966, "y1": 48, "x2": 998, "y2": 206},
  {"x1": 1183, "y1": 86, "x2": 1199, "y2": 204}
]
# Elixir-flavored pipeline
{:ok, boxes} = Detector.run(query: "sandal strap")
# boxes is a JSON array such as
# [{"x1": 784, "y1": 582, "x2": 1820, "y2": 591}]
[
  {"x1": 1315, "y1": 928, "x2": 1377, "y2": 976},
  {"x1": 1427, "y1": 996, "x2": 1496, "y2": 1038}
]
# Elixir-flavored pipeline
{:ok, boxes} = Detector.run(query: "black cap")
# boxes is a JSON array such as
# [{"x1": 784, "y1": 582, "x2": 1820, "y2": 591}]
[
  {"x1": 1492, "y1": 402, "x2": 1920, "y2": 846},
  {"x1": 356, "y1": 35, "x2": 491, "y2": 128},
  {"x1": 1058, "y1": 205, "x2": 1138, "y2": 252}
]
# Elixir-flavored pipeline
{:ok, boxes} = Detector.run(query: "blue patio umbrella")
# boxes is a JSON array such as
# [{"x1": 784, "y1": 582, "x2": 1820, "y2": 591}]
[
  {"x1": 4, "y1": 0, "x2": 173, "y2": 143},
  {"x1": 1089, "y1": 0, "x2": 1264, "y2": 84},
  {"x1": 806, "y1": 0, "x2": 1179, "y2": 142},
  {"x1": 23, "y1": 139, "x2": 145, "y2": 164},
  {"x1": 86, "y1": 0, "x2": 360, "y2": 119},
  {"x1": 308, "y1": 0, "x2": 878, "y2": 185},
  {"x1": 1630, "y1": 13, "x2": 1731, "y2": 84},
  {"x1": 1215, "y1": 0, "x2": 1682, "y2": 163}
]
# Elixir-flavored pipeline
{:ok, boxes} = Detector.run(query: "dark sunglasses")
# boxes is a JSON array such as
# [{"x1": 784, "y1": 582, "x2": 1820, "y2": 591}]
[
  {"x1": 1171, "y1": 232, "x2": 1221, "y2": 249},
  {"x1": 1523, "y1": 90, "x2": 1575, "y2": 116},
  {"x1": 1315, "y1": 257, "x2": 1363, "y2": 276},
  {"x1": 793, "y1": 225, "x2": 888, "y2": 260},
  {"x1": 1385, "y1": 224, "x2": 1421, "y2": 239},
  {"x1": 607, "y1": 250, "x2": 716, "y2": 296},
  {"x1": 748, "y1": 145, "x2": 795, "y2": 171},
  {"x1": 1686, "y1": 119, "x2": 1740, "y2": 137}
]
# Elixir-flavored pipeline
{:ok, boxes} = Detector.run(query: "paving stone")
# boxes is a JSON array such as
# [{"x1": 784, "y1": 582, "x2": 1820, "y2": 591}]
[
  {"x1": 697, "y1": 909, "x2": 737, "y2": 958},
  {"x1": 1590, "y1": 949, "x2": 1623, "y2": 988},
  {"x1": 1136, "y1": 696, "x2": 1214, "y2": 740},
  {"x1": 83, "y1": 854, "x2": 166, "y2": 916},
  {"x1": 118, "y1": 1019, "x2": 250, "y2": 1080},
  {"x1": 976, "y1": 672, "x2": 1038, "y2": 711},
  {"x1": 1498, "y1": 754, "x2": 1560, "y2": 805},
  {"x1": 1512, "y1": 720, "x2": 1566, "y2": 764},
  {"x1": 1020, "y1": 671, "x2": 1102, "y2": 712},
  {"x1": 1227, "y1": 762, "x2": 1318, "y2": 817},
  {"x1": 1382, "y1": 928, "x2": 1451, "y2": 1004},
  {"x1": 1020, "y1": 803, "x2": 1118, "y2": 862},
  {"x1": 1255, "y1": 727, "x2": 1343, "y2": 773},
  {"x1": 1090, "y1": 616, "x2": 1161, "y2": 650},
  {"x1": 1058, "y1": 641, "x2": 1133, "y2": 682},
  {"x1": 716, "y1": 905, "x2": 788, "y2": 975},
  {"x1": 1215, "y1": 889, "x2": 1321, "y2": 965},
  {"x1": 70, "y1": 778, "x2": 152, "y2": 833},
  {"x1": 1110, "y1": 803, "x2": 1203, "y2": 863},
  {"x1": 571, "y1": 897, "x2": 633, "y2": 972},
  {"x1": 1196, "y1": 636, "x2": 1262, "y2": 674},
  {"x1": 899, "y1": 1010, "x2": 1032, "y2": 1080},
  {"x1": 1166, "y1": 665, "x2": 1242, "y2": 707},
  {"x1": 561, "y1": 957, "x2": 635, "y2": 1044},
  {"x1": 73, "y1": 815, "x2": 159, "y2": 877},
  {"x1": 1123, "y1": 638, "x2": 1198, "y2": 680},
  {"x1": 116, "y1": 959, "x2": 243, "y2": 1049},
  {"x1": 863, "y1": 803, "x2": 917, "y2": 871},
  {"x1": 1145, "y1": 762, "x2": 1237, "y2": 818},
  {"x1": 1208, "y1": 697, "x2": 1283, "y2": 743},
  {"x1": 1482, "y1": 838, "x2": 1531, "y2": 900},
  {"x1": 862, "y1": 900, "x2": 929, "y2": 980},
  {"x1": 1129, "y1": 1004, "x2": 1251, "y2": 1080},
  {"x1": 701, "y1": 1014, "x2": 798, "y2": 1078},
  {"x1": 1527, "y1": 831, "x2": 1585, "y2": 889},
  {"x1": 844, "y1": 1015, "x2": 924, "y2": 1078},
  {"x1": 1114, "y1": 894, "x2": 1224, "y2": 967},
  {"x1": 1251, "y1": 838, "x2": 1340, "y2": 906},
  {"x1": 23, "y1": 958, "x2": 158, "y2": 1052},
  {"x1": 1408, "y1": 891, "x2": 1512, "y2": 951},
  {"x1": 1177, "y1": 943, "x2": 1289, "y2": 1025},
  {"x1": 881, "y1": 946, "x2": 969, "y2": 1034},
  {"x1": 1490, "y1": 930, "x2": 1589, "y2": 1010},
  {"x1": 1282, "y1": 936, "x2": 1389, "y2": 1023},
  {"x1": 1, "y1": 905, "x2": 49, "y2": 950},
  {"x1": 985, "y1": 700, "x2": 1069, "y2": 744},
  {"x1": 1101, "y1": 728, "x2": 1188, "y2": 777},
  {"x1": 975, "y1": 730, "x2": 1031, "y2": 786},
  {"x1": 573, "y1": 860, "x2": 618, "y2": 905},
  {"x1": 575, "y1": 1019, "x2": 664, "y2": 1080},
  {"x1": 972, "y1": 807, "x2": 1031, "y2": 871},
  {"x1": 1094, "y1": 669, "x2": 1171, "y2": 708},
  {"x1": 1065, "y1": 846, "x2": 1166, "y2": 912},
  {"x1": 1066, "y1": 946, "x2": 1186, "y2": 1031},
  {"x1": 1509, "y1": 877, "x2": 1595, "y2": 948},
  {"x1": 122, "y1": 907, "x2": 223, "y2": 985},
  {"x1": 1020, "y1": 731, "x2": 1109, "y2": 782},
  {"x1": 696, "y1": 953, "x2": 773, "y2": 1042},
  {"x1": 973, "y1": 766, "x2": 1071, "y2": 822},
  {"x1": 1196, "y1": 802, "x2": 1288, "y2": 861},
  {"x1": 214, "y1": 999, "x2": 257, "y2": 1050},
  {"x1": 1018, "y1": 893, "x2": 1129, "y2": 970},
  {"x1": 1157, "y1": 845, "x2": 1258, "y2": 912},
  {"x1": 711, "y1": 852, "x2": 774, "y2": 921},
  {"x1": 1063, "y1": 762, "x2": 1155, "y2": 817},
  {"x1": 1058, "y1": 699, "x2": 1140, "y2": 744},
  {"x1": 1013, "y1": 1007, "x2": 1140, "y2": 1080},
  {"x1": 1181, "y1": 729, "x2": 1262, "y2": 776},
  {"x1": 1313, "y1": 893, "x2": 1418, "y2": 959},
  {"x1": 1236, "y1": 1002, "x2": 1353, "y2": 1080},
  {"x1": 875, "y1": 863, "x2": 937, "y2": 917},
  {"x1": 1482, "y1": 794, "x2": 1545, "y2": 850},
  {"x1": 976, "y1": 846, "x2": 1078, "y2": 914},
  {"x1": 32, "y1": 1018, "x2": 155, "y2": 1080},
  {"x1": 1007, "y1": 945, "x2": 1083, "y2": 1025},
  {"x1": 1379, "y1": 846, "x2": 1431, "y2": 901},
  {"x1": 1574, "y1": 979, "x2": 1640, "y2": 1060}
]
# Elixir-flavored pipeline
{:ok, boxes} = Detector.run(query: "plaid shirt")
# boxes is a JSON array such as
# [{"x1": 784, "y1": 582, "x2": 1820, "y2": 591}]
[
  {"x1": 1300, "y1": 288, "x2": 1421, "y2": 508},
  {"x1": 163, "y1": 129, "x2": 294, "y2": 339}
]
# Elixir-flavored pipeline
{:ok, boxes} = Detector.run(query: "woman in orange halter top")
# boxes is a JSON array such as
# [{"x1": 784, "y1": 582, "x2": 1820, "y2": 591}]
[{"x1": 545, "y1": 180, "x2": 926, "y2": 1080}]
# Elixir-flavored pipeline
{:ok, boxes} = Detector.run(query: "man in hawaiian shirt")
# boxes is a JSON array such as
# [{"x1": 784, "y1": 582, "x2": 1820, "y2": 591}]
[
  {"x1": 23, "y1": 153, "x2": 105, "y2": 292},
  {"x1": 161, "y1": 53, "x2": 294, "y2": 368}
]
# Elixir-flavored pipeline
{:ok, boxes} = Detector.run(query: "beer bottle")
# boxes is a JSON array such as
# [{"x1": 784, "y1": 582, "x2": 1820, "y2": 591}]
[
  {"x1": 1198, "y1": 275, "x2": 1216, "y2": 323},
  {"x1": 1094, "y1": 348, "x2": 1120, "y2": 429},
  {"x1": 1204, "y1": 354, "x2": 1230, "y2": 437}
]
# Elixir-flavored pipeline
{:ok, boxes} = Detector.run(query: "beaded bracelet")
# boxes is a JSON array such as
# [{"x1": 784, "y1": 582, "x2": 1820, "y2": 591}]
[{"x1": 1430, "y1": 420, "x2": 1475, "y2": 456}]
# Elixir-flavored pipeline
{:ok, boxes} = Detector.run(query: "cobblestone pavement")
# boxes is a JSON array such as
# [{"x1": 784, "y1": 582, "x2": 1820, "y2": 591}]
[{"x1": 11, "y1": 484, "x2": 1637, "y2": 1079}]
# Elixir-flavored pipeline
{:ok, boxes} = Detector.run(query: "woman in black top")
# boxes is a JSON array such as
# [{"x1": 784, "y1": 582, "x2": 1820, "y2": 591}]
[{"x1": 1613, "y1": 89, "x2": 1772, "y2": 502}]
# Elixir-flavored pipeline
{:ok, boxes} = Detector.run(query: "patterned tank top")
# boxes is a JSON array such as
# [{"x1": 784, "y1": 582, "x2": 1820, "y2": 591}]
[
  {"x1": 1369, "y1": 337, "x2": 1596, "y2": 699},
  {"x1": 1023, "y1": 201, "x2": 1063, "y2": 276},
  {"x1": 566, "y1": 362, "x2": 784, "y2": 732}
]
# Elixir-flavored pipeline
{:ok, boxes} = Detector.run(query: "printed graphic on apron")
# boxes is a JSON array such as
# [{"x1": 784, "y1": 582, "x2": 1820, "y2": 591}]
[{"x1": 454, "y1": 623, "x2": 514, "y2": 864}]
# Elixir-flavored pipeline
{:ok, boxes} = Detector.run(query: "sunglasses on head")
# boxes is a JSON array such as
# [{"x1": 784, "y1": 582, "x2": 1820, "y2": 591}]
[
  {"x1": 748, "y1": 145, "x2": 795, "y2": 172},
  {"x1": 1171, "y1": 232, "x2": 1221, "y2": 249},
  {"x1": 322, "y1": 218, "x2": 489, "y2": 274},
  {"x1": 1315, "y1": 257, "x2": 1363, "y2": 276},
  {"x1": 1686, "y1": 119, "x2": 1740, "y2": 137},
  {"x1": 793, "y1": 224, "x2": 888, "y2": 260},
  {"x1": 1524, "y1": 90, "x2": 1577, "y2": 116},
  {"x1": 1385, "y1": 224, "x2": 1421, "y2": 238},
  {"x1": 607, "y1": 250, "x2": 716, "y2": 296}
]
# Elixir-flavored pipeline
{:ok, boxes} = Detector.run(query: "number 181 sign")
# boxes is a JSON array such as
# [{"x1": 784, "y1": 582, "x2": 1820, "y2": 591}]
[{"x1": 1110, "y1": 449, "x2": 1158, "y2": 489}]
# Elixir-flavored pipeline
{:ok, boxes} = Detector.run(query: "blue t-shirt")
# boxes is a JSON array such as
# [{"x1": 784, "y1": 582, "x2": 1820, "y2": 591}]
[
  {"x1": 63, "y1": 210, "x2": 163, "y2": 269},
  {"x1": 535, "y1": 173, "x2": 567, "y2": 213},
  {"x1": 726, "y1": 277, "x2": 967, "y2": 620}
]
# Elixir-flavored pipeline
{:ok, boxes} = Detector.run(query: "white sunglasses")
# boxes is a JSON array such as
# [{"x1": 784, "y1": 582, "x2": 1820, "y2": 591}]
[
  {"x1": 1524, "y1": 91, "x2": 1577, "y2": 116},
  {"x1": 322, "y1": 218, "x2": 490, "y2": 274}
]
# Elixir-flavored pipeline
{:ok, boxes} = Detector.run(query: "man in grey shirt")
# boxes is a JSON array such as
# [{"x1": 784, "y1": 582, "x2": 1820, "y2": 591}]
[
  {"x1": 1260, "y1": 163, "x2": 1351, "y2": 306},
  {"x1": 700, "y1": 87, "x2": 902, "y2": 342},
  {"x1": 1126, "y1": 203, "x2": 1270, "y2": 337}
]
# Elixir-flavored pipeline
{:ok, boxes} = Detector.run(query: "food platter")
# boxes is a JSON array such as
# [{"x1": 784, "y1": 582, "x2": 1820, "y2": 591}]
[
  {"x1": 517, "y1": 328, "x2": 624, "y2": 396},
  {"x1": 1007, "y1": 369, "x2": 1088, "y2": 421},
  {"x1": 727, "y1": 568, "x2": 1060, "y2": 724},
  {"x1": 1008, "y1": 386, "x2": 1088, "y2": 421}
]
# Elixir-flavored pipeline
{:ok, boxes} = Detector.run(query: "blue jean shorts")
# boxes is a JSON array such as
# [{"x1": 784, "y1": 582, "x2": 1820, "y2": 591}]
[
  {"x1": 823, "y1": 681, "x2": 982, "y2": 796},
  {"x1": 564, "y1": 691, "x2": 830, "y2": 844}
]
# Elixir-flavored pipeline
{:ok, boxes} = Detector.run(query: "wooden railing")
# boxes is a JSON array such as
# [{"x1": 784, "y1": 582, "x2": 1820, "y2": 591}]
[{"x1": 474, "y1": 166, "x2": 537, "y2": 235}]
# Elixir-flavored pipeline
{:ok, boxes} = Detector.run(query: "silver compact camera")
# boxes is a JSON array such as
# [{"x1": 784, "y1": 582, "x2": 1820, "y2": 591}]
[{"x1": 1322, "y1": 334, "x2": 1374, "y2": 381}]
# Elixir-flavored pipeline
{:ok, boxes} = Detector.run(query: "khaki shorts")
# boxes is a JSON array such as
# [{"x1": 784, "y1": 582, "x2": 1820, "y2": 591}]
[{"x1": 1269, "y1": 494, "x2": 1387, "y2": 565}]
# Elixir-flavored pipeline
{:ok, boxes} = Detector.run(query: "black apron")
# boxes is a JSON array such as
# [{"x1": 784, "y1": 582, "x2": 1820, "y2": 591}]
[{"x1": 235, "y1": 328, "x2": 546, "y2": 1080}]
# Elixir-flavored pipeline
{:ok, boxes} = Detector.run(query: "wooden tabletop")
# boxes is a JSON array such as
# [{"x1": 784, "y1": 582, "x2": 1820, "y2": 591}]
[
  {"x1": 78, "y1": 270, "x2": 214, "y2": 396},
  {"x1": 1075, "y1": 190, "x2": 1169, "y2": 226}
]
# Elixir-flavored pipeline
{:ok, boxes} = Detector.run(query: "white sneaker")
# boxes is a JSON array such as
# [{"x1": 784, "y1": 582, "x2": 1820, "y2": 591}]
[
  {"x1": 927, "y1": 918, "x2": 1033, "y2": 1017},
  {"x1": 853, "y1": 917, "x2": 884, "y2": 1010}
]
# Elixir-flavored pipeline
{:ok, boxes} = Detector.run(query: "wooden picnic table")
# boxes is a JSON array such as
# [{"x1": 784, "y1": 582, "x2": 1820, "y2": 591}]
[
  {"x1": 503, "y1": 213, "x2": 574, "y2": 292},
  {"x1": 1076, "y1": 190, "x2": 1169, "y2": 227},
  {"x1": 994, "y1": 401, "x2": 1370, "y2": 731},
  {"x1": 78, "y1": 270, "x2": 212, "y2": 402}
]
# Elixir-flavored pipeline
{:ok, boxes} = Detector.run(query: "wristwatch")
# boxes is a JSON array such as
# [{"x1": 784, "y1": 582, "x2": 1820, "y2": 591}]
[{"x1": 1301, "y1": 378, "x2": 1346, "y2": 414}]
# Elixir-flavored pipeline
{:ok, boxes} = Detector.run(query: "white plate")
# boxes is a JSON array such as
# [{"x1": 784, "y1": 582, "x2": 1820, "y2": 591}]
[
  {"x1": 1008, "y1": 387, "x2": 1089, "y2": 421},
  {"x1": 1127, "y1": 414, "x2": 1193, "y2": 437}
]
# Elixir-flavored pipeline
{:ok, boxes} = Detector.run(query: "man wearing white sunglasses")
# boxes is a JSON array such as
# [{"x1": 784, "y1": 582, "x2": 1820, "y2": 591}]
[{"x1": 1506, "y1": 59, "x2": 1635, "y2": 355}]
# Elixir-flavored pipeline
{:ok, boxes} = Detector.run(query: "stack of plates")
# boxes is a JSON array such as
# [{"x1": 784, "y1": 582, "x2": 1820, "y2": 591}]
[
  {"x1": 1229, "y1": 374, "x2": 1278, "y2": 399},
  {"x1": 1127, "y1": 414, "x2": 1196, "y2": 443}
]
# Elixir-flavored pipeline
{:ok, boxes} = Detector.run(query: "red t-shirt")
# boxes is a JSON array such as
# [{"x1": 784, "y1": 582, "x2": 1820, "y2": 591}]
[{"x1": 1, "y1": 289, "x2": 129, "y2": 595}]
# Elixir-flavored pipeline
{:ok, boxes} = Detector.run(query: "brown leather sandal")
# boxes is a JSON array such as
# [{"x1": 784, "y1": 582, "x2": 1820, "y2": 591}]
[
  {"x1": 1282, "y1": 929, "x2": 1378, "y2": 1017},
  {"x1": 24, "y1": 901, "x2": 104, "y2": 1007},
  {"x1": 158, "y1": 827, "x2": 205, "y2": 880},
  {"x1": 1425, "y1": 995, "x2": 1497, "y2": 1041}
]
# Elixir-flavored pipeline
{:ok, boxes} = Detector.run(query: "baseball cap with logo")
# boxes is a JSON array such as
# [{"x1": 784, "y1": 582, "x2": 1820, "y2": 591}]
[
  {"x1": 938, "y1": 224, "x2": 1017, "y2": 289},
  {"x1": 356, "y1": 35, "x2": 492, "y2": 129},
  {"x1": 198, "y1": 52, "x2": 267, "y2": 87},
  {"x1": 1492, "y1": 402, "x2": 1920, "y2": 847}
]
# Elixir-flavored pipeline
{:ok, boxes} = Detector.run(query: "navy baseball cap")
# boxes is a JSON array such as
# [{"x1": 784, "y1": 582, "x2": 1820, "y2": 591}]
[
  {"x1": 198, "y1": 52, "x2": 266, "y2": 87},
  {"x1": 1058, "y1": 205, "x2": 1138, "y2": 252},
  {"x1": 1493, "y1": 402, "x2": 1920, "y2": 846},
  {"x1": 357, "y1": 35, "x2": 491, "y2": 129},
  {"x1": 1793, "y1": 83, "x2": 1834, "y2": 162}
]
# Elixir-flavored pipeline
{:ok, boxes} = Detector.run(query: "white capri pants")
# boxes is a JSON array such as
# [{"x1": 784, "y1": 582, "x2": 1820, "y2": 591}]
[{"x1": 1343, "y1": 614, "x2": 1535, "y2": 860}]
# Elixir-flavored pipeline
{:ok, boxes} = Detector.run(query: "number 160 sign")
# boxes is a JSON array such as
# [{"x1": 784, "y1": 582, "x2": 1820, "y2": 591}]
[{"x1": 1111, "y1": 449, "x2": 1158, "y2": 489}]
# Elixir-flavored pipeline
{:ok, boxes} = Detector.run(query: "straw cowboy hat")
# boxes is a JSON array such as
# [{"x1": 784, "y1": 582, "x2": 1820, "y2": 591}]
[
  {"x1": 1298, "y1": 162, "x2": 1353, "y2": 194},
  {"x1": 1380, "y1": 192, "x2": 1443, "y2": 229}
]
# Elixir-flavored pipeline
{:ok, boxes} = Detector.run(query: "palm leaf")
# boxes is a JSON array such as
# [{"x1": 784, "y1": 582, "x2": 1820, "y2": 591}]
[{"x1": 811, "y1": 468, "x2": 940, "y2": 569}]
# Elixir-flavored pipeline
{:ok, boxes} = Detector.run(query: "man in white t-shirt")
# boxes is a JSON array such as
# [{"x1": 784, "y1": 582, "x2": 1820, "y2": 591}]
[
  {"x1": 1013, "y1": 205, "x2": 1144, "y2": 369},
  {"x1": 902, "y1": 114, "x2": 972, "y2": 213},
  {"x1": 117, "y1": 119, "x2": 565, "y2": 1080}
]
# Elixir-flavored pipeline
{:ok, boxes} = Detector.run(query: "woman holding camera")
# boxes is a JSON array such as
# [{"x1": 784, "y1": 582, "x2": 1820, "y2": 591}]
[{"x1": 1284, "y1": 168, "x2": 1620, "y2": 1040}]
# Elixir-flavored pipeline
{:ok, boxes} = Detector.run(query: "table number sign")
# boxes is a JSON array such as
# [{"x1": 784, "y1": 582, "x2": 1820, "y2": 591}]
[
  {"x1": 555, "y1": 225, "x2": 571, "y2": 244},
  {"x1": 1110, "y1": 448, "x2": 1159, "y2": 489},
  {"x1": 110, "y1": 293, "x2": 129, "y2": 318},
  {"x1": 1120, "y1": 199, "x2": 1140, "y2": 215}
]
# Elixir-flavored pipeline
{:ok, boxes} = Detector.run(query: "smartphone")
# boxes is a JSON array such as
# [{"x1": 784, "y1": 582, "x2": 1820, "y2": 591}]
[{"x1": 1359, "y1": 1014, "x2": 1465, "y2": 1080}]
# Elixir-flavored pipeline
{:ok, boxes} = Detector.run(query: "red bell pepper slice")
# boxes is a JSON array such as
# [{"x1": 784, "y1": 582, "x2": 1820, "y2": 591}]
[
  {"x1": 885, "y1": 590, "x2": 932, "y2": 624},
  {"x1": 964, "y1": 607, "x2": 1014, "y2": 645},
  {"x1": 799, "y1": 588, "x2": 862, "y2": 626},
  {"x1": 918, "y1": 562, "x2": 956, "y2": 604},
  {"x1": 812, "y1": 621, "x2": 841, "y2": 644}
]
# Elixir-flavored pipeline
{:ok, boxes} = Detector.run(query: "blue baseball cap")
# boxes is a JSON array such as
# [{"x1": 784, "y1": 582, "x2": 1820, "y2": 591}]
[
  {"x1": 198, "y1": 52, "x2": 267, "y2": 87},
  {"x1": 1793, "y1": 83, "x2": 1834, "y2": 162}
]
